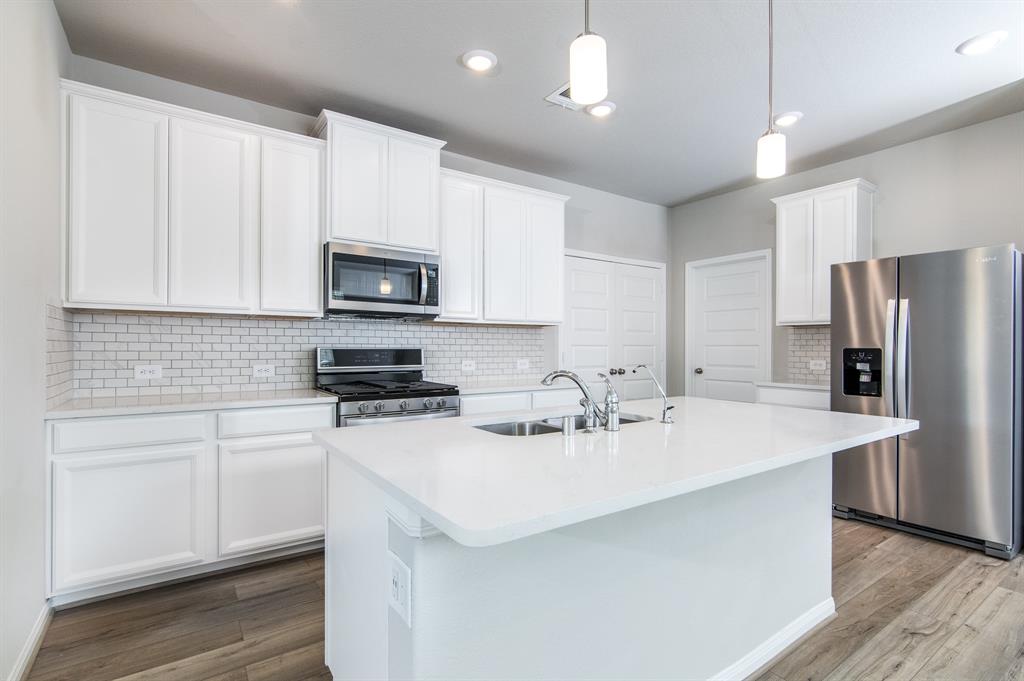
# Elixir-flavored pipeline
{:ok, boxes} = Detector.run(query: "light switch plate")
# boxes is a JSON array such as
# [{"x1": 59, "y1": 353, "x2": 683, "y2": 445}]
[
  {"x1": 134, "y1": 365, "x2": 162, "y2": 380},
  {"x1": 516, "y1": 358, "x2": 530, "y2": 371},
  {"x1": 461, "y1": 359, "x2": 476, "y2": 373},
  {"x1": 809, "y1": 359, "x2": 827, "y2": 371},
  {"x1": 388, "y1": 551, "x2": 412, "y2": 627},
  {"x1": 253, "y1": 364, "x2": 275, "y2": 378}
]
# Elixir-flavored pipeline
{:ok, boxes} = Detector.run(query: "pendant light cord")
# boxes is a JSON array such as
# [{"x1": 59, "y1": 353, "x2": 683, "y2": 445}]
[
  {"x1": 767, "y1": 0, "x2": 774, "y2": 131},
  {"x1": 584, "y1": 0, "x2": 591, "y2": 35}
]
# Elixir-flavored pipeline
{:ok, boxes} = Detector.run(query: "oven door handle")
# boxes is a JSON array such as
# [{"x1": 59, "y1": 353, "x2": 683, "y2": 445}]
[
  {"x1": 342, "y1": 409, "x2": 458, "y2": 427},
  {"x1": 418, "y1": 263, "x2": 429, "y2": 305}
]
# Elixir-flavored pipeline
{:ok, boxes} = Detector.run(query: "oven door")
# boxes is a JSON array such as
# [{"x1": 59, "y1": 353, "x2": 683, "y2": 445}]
[
  {"x1": 340, "y1": 409, "x2": 459, "y2": 427},
  {"x1": 325, "y1": 242, "x2": 440, "y2": 317}
]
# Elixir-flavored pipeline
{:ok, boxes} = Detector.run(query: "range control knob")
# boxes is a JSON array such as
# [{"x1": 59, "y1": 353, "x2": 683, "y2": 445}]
[
  {"x1": 423, "y1": 398, "x2": 434, "y2": 409},
  {"x1": 374, "y1": 401, "x2": 385, "y2": 412},
  {"x1": 357, "y1": 402, "x2": 369, "y2": 414},
  {"x1": 399, "y1": 399, "x2": 409, "y2": 410},
  {"x1": 437, "y1": 398, "x2": 447, "y2": 408}
]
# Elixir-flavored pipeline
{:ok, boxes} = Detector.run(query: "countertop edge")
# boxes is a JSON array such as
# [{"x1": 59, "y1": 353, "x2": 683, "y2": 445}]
[
  {"x1": 754, "y1": 382, "x2": 831, "y2": 392},
  {"x1": 316, "y1": 416, "x2": 918, "y2": 548},
  {"x1": 46, "y1": 390, "x2": 339, "y2": 420}
]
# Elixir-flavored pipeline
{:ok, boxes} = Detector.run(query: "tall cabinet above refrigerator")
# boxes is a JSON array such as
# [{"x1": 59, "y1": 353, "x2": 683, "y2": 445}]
[{"x1": 831, "y1": 244, "x2": 1022, "y2": 559}]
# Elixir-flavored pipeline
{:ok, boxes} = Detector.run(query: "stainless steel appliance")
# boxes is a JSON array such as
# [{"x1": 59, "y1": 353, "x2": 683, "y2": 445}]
[
  {"x1": 831, "y1": 244, "x2": 1022, "y2": 558},
  {"x1": 324, "y1": 242, "x2": 440, "y2": 318},
  {"x1": 315, "y1": 347, "x2": 459, "y2": 427}
]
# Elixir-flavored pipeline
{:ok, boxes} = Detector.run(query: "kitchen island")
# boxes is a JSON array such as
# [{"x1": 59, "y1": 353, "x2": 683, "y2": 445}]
[{"x1": 315, "y1": 396, "x2": 917, "y2": 681}]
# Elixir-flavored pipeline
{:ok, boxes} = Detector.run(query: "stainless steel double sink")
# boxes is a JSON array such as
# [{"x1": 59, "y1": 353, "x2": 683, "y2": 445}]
[{"x1": 475, "y1": 413, "x2": 653, "y2": 437}]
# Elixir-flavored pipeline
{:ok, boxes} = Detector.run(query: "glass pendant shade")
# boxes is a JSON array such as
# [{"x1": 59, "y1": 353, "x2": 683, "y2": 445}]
[
  {"x1": 569, "y1": 32, "x2": 608, "y2": 105},
  {"x1": 756, "y1": 131, "x2": 786, "y2": 179},
  {"x1": 379, "y1": 276, "x2": 392, "y2": 295}
]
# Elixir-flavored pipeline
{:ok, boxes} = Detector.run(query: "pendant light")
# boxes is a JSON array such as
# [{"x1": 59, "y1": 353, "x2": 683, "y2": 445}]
[
  {"x1": 756, "y1": 0, "x2": 786, "y2": 179},
  {"x1": 569, "y1": 0, "x2": 608, "y2": 105},
  {"x1": 379, "y1": 262, "x2": 392, "y2": 296}
]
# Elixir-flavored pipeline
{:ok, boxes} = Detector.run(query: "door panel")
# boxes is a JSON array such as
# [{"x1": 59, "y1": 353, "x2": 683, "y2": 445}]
[
  {"x1": 168, "y1": 118, "x2": 258, "y2": 310},
  {"x1": 439, "y1": 175, "x2": 483, "y2": 320},
  {"x1": 329, "y1": 124, "x2": 388, "y2": 243},
  {"x1": 689, "y1": 255, "x2": 768, "y2": 401},
  {"x1": 775, "y1": 198, "x2": 814, "y2": 323},
  {"x1": 482, "y1": 188, "x2": 526, "y2": 320},
  {"x1": 563, "y1": 258, "x2": 614, "y2": 386},
  {"x1": 811, "y1": 188, "x2": 855, "y2": 321},
  {"x1": 898, "y1": 245, "x2": 1017, "y2": 545},
  {"x1": 830, "y1": 258, "x2": 898, "y2": 518},
  {"x1": 616, "y1": 263, "x2": 664, "y2": 399},
  {"x1": 388, "y1": 139, "x2": 438, "y2": 250},
  {"x1": 525, "y1": 198, "x2": 565, "y2": 323}
]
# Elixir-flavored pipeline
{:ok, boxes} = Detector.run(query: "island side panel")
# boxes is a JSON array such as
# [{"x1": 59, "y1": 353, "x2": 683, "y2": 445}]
[{"x1": 402, "y1": 455, "x2": 834, "y2": 680}]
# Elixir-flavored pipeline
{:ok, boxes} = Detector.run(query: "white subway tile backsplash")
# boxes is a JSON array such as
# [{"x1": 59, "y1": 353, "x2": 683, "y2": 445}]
[
  {"x1": 787, "y1": 325, "x2": 830, "y2": 386},
  {"x1": 51, "y1": 310, "x2": 547, "y2": 400}
]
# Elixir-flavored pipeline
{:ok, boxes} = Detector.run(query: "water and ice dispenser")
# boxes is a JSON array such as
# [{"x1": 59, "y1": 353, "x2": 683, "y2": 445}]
[{"x1": 841, "y1": 348, "x2": 883, "y2": 397}]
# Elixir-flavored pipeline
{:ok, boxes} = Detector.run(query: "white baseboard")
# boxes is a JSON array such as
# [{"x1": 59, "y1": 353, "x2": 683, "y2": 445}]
[
  {"x1": 711, "y1": 597, "x2": 836, "y2": 681},
  {"x1": 5, "y1": 603, "x2": 52, "y2": 681}
]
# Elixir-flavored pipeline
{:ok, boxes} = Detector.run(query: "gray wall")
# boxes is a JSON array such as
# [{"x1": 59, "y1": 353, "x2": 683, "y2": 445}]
[
  {"x1": 68, "y1": 56, "x2": 669, "y2": 264},
  {"x1": 0, "y1": 1, "x2": 70, "y2": 677},
  {"x1": 668, "y1": 111, "x2": 1024, "y2": 395}
]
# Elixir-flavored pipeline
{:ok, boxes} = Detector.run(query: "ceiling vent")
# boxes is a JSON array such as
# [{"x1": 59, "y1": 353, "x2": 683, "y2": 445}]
[{"x1": 544, "y1": 83, "x2": 584, "y2": 111}]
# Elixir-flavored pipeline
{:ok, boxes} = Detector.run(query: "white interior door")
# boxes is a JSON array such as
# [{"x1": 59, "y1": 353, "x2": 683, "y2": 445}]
[
  {"x1": 686, "y1": 251, "x2": 771, "y2": 402},
  {"x1": 562, "y1": 255, "x2": 666, "y2": 400}
]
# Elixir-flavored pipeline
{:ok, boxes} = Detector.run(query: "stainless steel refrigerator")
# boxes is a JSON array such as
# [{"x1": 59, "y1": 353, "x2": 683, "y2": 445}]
[{"x1": 831, "y1": 244, "x2": 1022, "y2": 558}]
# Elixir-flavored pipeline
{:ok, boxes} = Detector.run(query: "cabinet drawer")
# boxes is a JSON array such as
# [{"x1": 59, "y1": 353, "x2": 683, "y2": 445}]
[
  {"x1": 217, "y1": 404, "x2": 335, "y2": 438},
  {"x1": 52, "y1": 414, "x2": 206, "y2": 454},
  {"x1": 531, "y1": 389, "x2": 584, "y2": 410},
  {"x1": 460, "y1": 392, "x2": 532, "y2": 416},
  {"x1": 756, "y1": 386, "x2": 830, "y2": 410}
]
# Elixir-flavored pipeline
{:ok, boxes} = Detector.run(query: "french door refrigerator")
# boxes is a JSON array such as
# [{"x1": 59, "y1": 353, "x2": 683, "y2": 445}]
[{"x1": 831, "y1": 244, "x2": 1022, "y2": 558}]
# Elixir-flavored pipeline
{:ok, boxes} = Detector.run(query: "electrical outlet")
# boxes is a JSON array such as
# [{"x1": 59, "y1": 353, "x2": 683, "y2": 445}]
[
  {"x1": 388, "y1": 551, "x2": 412, "y2": 627},
  {"x1": 461, "y1": 359, "x2": 476, "y2": 373},
  {"x1": 134, "y1": 365, "x2": 162, "y2": 380},
  {"x1": 516, "y1": 358, "x2": 530, "y2": 371},
  {"x1": 809, "y1": 359, "x2": 827, "y2": 371},
  {"x1": 252, "y1": 364, "x2": 275, "y2": 378}
]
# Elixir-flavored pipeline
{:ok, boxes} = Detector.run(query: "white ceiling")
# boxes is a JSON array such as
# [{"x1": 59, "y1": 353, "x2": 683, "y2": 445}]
[{"x1": 54, "y1": 0, "x2": 1024, "y2": 206}]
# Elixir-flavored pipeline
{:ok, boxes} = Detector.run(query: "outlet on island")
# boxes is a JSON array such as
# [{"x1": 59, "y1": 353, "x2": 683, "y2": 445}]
[{"x1": 253, "y1": 364, "x2": 276, "y2": 378}]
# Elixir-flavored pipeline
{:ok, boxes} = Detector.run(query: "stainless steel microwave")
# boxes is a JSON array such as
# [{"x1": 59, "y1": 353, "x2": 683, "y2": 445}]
[{"x1": 324, "y1": 242, "x2": 440, "y2": 318}]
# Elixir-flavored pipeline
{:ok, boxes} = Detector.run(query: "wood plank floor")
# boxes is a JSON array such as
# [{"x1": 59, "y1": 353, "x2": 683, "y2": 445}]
[{"x1": 26, "y1": 520, "x2": 1024, "y2": 680}]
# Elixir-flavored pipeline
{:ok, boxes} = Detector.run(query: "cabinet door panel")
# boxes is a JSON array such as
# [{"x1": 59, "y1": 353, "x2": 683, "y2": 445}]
[
  {"x1": 775, "y1": 197, "x2": 814, "y2": 324},
  {"x1": 169, "y1": 119, "x2": 258, "y2": 310},
  {"x1": 389, "y1": 139, "x2": 439, "y2": 251},
  {"x1": 68, "y1": 95, "x2": 169, "y2": 305},
  {"x1": 439, "y1": 175, "x2": 483, "y2": 320},
  {"x1": 218, "y1": 436, "x2": 324, "y2": 556},
  {"x1": 261, "y1": 138, "x2": 323, "y2": 314},
  {"x1": 329, "y1": 124, "x2": 388, "y2": 244},
  {"x1": 460, "y1": 392, "x2": 532, "y2": 415},
  {"x1": 483, "y1": 188, "x2": 527, "y2": 321},
  {"x1": 525, "y1": 198, "x2": 565, "y2": 323},
  {"x1": 52, "y1": 445, "x2": 204, "y2": 591},
  {"x1": 811, "y1": 188, "x2": 855, "y2": 322}
]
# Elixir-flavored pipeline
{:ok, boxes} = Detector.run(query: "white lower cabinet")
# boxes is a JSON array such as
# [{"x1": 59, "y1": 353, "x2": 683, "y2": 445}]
[
  {"x1": 460, "y1": 389, "x2": 582, "y2": 416},
  {"x1": 52, "y1": 444, "x2": 205, "y2": 592},
  {"x1": 218, "y1": 434, "x2": 324, "y2": 557},
  {"x1": 48, "y1": 402, "x2": 334, "y2": 601}
]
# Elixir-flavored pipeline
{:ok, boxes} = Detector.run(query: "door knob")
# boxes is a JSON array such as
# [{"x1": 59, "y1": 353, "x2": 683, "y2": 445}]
[
  {"x1": 694, "y1": 367, "x2": 704, "y2": 375},
  {"x1": 617, "y1": 368, "x2": 625, "y2": 375}
]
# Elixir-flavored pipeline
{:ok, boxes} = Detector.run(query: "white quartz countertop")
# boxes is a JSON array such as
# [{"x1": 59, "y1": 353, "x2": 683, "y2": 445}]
[
  {"x1": 754, "y1": 381, "x2": 831, "y2": 392},
  {"x1": 46, "y1": 389, "x2": 338, "y2": 419},
  {"x1": 315, "y1": 396, "x2": 917, "y2": 547}
]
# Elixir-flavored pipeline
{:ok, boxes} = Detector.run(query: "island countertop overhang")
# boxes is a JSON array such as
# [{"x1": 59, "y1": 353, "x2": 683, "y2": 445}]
[{"x1": 315, "y1": 396, "x2": 918, "y2": 547}]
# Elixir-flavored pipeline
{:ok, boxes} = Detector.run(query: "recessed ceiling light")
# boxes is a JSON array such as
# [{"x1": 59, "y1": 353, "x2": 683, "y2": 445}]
[
  {"x1": 774, "y1": 111, "x2": 803, "y2": 127},
  {"x1": 955, "y1": 30, "x2": 1008, "y2": 56},
  {"x1": 585, "y1": 101, "x2": 616, "y2": 118},
  {"x1": 461, "y1": 49, "x2": 498, "y2": 73}
]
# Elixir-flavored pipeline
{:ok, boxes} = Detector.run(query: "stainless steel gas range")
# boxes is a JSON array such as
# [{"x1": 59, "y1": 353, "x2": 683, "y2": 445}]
[{"x1": 314, "y1": 347, "x2": 459, "y2": 427}]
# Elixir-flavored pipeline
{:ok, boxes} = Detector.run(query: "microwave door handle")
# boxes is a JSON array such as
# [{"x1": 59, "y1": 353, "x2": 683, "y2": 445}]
[
  {"x1": 883, "y1": 298, "x2": 896, "y2": 416},
  {"x1": 419, "y1": 263, "x2": 428, "y2": 305},
  {"x1": 896, "y1": 298, "x2": 910, "y2": 438}
]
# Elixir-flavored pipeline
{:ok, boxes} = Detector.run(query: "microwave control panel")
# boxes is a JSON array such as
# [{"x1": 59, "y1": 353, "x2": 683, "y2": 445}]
[
  {"x1": 842, "y1": 348, "x2": 882, "y2": 397},
  {"x1": 424, "y1": 265, "x2": 439, "y2": 307}
]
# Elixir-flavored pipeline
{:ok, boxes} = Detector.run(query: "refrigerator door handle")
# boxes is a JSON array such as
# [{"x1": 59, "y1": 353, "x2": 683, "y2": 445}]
[
  {"x1": 884, "y1": 298, "x2": 896, "y2": 416},
  {"x1": 896, "y1": 298, "x2": 910, "y2": 438}
]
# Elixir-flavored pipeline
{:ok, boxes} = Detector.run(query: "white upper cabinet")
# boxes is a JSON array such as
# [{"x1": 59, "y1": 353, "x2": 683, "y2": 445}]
[
  {"x1": 67, "y1": 94, "x2": 169, "y2": 306},
  {"x1": 444, "y1": 171, "x2": 567, "y2": 325},
  {"x1": 168, "y1": 119, "x2": 259, "y2": 311},
  {"x1": 439, "y1": 171, "x2": 484, "y2": 320},
  {"x1": 260, "y1": 138, "x2": 323, "y2": 315},
  {"x1": 773, "y1": 179, "x2": 875, "y2": 325},
  {"x1": 389, "y1": 138, "x2": 440, "y2": 250},
  {"x1": 315, "y1": 110, "x2": 445, "y2": 253},
  {"x1": 62, "y1": 81, "x2": 326, "y2": 317},
  {"x1": 327, "y1": 124, "x2": 389, "y2": 245}
]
